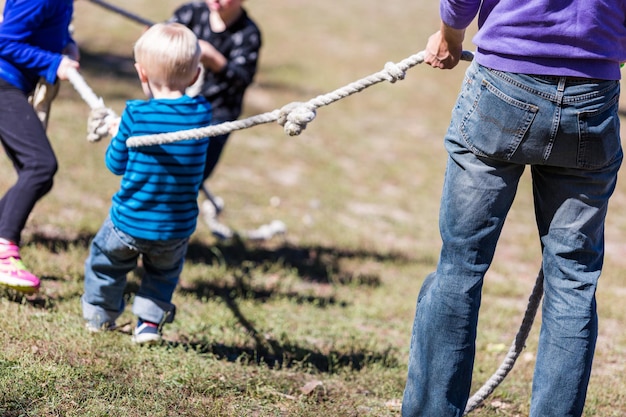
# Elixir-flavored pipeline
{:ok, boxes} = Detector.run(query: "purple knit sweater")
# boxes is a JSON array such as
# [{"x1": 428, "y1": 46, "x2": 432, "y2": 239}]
[{"x1": 441, "y1": 0, "x2": 626, "y2": 80}]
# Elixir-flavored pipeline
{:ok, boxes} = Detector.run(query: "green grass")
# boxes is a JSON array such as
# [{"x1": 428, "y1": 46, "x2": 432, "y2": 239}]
[{"x1": 0, "y1": 0, "x2": 625, "y2": 416}]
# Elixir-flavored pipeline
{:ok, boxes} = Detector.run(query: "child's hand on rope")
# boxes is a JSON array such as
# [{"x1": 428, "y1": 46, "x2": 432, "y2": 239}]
[
  {"x1": 56, "y1": 56, "x2": 80, "y2": 81},
  {"x1": 108, "y1": 116, "x2": 120, "y2": 137},
  {"x1": 87, "y1": 107, "x2": 119, "y2": 142}
]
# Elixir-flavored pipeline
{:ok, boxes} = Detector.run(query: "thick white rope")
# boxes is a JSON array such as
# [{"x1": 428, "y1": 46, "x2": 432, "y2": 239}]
[
  {"x1": 66, "y1": 67, "x2": 119, "y2": 142},
  {"x1": 66, "y1": 67, "x2": 104, "y2": 110},
  {"x1": 126, "y1": 50, "x2": 475, "y2": 147},
  {"x1": 464, "y1": 270, "x2": 544, "y2": 414}
]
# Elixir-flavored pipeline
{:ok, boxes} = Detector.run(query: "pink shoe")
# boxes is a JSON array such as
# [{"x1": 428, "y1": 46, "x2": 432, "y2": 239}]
[{"x1": 0, "y1": 257, "x2": 41, "y2": 294}]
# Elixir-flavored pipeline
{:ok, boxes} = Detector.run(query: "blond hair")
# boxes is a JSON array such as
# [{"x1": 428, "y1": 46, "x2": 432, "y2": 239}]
[{"x1": 133, "y1": 22, "x2": 200, "y2": 90}]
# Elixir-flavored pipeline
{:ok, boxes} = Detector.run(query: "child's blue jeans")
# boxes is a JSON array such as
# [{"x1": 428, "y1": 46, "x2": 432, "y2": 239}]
[
  {"x1": 402, "y1": 61, "x2": 622, "y2": 417},
  {"x1": 82, "y1": 216, "x2": 188, "y2": 327}
]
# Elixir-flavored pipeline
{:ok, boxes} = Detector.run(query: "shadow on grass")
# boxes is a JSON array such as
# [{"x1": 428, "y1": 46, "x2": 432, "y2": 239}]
[
  {"x1": 107, "y1": 281, "x2": 399, "y2": 373},
  {"x1": 27, "y1": 230, "x2": 94, "y2": 253},
  {"x1": 165, "y1": 337, "x2": 399, "y2": 374},
  {"x1": 171, "y1": 281, "x2": 400, "y2": 373},
  {"x1": 177, "y1": 276, "x2": 344, "y2": 307},
  {"x1": 16, "y1": 231, "x2": 407, "y2": 372},
  {"x1": 0, "y1": 288, "x2": 50, "y2": 309},
  {"x1": 186, "y1": 236, "x2": 413, "y2": 286},
  {"x1": 174, "y1": 237, "x2": 411, "y2": 373},
  {"x1": 16, "y1": 231, "x2": 418, "y2": 308}
]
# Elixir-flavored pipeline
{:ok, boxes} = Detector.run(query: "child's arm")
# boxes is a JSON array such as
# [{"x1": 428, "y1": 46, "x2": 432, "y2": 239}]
[
  {"x1": 208, "y1": 25, "x2": 261, "y2": 89},
  {"x1": 198, "y1": 40, "x2": 227, "y2": 73},
  {"x1": 105, "y1": 108, "x2": 132, "y2": 176},
  {"x1": 0, "y1": 1, "x2": 76, "y2": 85},
  {"x1": 56, "y1": 56, "x2": 80, "y2": 81}
]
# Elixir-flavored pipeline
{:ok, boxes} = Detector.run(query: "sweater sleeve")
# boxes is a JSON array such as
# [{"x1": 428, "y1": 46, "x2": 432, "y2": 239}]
[
  {"x1": 0, "y1": 0, "x2": 66, "y2": 84},
  {"x1": 440, "y1": 0, "x2": 482, "y2": 30},
  {"x1": 217, "y1": 22, "x2": 261, "y2": 91}
]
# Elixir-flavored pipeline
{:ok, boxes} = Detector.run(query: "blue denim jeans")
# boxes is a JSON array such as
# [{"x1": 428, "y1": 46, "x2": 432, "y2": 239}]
[
  {"x1": 402, "y1": 61, "x2": 622, "y2": 417},
  {"x1": 82, "y1": 216, "x2": 188, "y2": 327}
]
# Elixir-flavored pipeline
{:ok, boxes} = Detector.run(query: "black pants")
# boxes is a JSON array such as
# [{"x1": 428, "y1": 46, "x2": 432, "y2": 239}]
[
  {"x1": 0, "y1": 80, "x2": 57, "y2": 243},
  {"x1": 203, "y1": 132, "x2": 229, "y2": 181}
]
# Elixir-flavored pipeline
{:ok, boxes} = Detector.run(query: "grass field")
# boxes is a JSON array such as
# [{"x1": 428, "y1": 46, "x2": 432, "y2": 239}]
[{"x1": 1, "y1": 1, "x2": 625, "y2": 416}]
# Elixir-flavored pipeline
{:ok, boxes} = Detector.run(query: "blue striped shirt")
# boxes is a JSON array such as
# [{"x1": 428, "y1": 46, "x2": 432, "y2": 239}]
[{"x1": 106, "y1": 95, "x2": 213, "y2": 240}]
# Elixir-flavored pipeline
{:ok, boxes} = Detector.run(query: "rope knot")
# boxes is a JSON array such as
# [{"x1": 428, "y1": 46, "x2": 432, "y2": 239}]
[
  {"x1": 277, "y1": 102, "x2": 317, "y2": 136},
  {"x1": 87, "y1": 107, "x2": 119, "y2": 142},
  {"x1": 383, "y1": 62, "x2": 405, "y2": 83}
]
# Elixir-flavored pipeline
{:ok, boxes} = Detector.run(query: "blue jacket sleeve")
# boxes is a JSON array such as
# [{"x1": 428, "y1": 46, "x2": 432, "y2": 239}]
[{"x1": 0, "y1": 0, "x2": 73, "y2": 85}]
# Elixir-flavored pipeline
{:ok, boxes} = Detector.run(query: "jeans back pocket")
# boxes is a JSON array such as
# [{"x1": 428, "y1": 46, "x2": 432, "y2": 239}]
[
  {"x1": 577, "y1": 93, "x2": 621, "y2": 169},
  {"x1": 459, "y1": 79, "x2": 538, "y2": 162}
]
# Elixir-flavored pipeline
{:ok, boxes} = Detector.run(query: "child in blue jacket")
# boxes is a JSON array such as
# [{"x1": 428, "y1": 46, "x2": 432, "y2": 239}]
[{"x1": 0, "y1": 0, "x2": 79, "y2": 294}]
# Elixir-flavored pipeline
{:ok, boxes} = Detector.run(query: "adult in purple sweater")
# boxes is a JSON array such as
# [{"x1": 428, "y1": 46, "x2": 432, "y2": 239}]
[{"x1": 402, "y1": 1, "x2": 626, "y2": 416}]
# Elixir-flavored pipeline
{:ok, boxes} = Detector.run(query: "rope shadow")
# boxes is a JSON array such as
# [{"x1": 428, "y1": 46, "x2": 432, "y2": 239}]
[
  {"x1": 163, "y1": 337, "x2": 399, "y2": 374},
  {"x1": 167, "y1": 242, "x2": 407, "y2": 373},
  {"x1": 186, "y1": 237, "x2": 416, "y2": 287},
  {"x1": 177, "y1": 277, "x2": 344, "y2": 308},
  {"x1": 128, "y1": 272, "x2": 399, "y2": 373},
  {"x1": 173, "y1": 279, "x2": 398, "y2": 373}
]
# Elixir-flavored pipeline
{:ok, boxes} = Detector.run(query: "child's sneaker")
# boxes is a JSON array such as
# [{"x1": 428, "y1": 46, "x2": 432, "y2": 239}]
[
  {"x1": 132, "y1": 319, "x2": 162, "y2": 345},
  {"x1": 0, "y1": 241, "x2": 40, "y2": 294}
]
